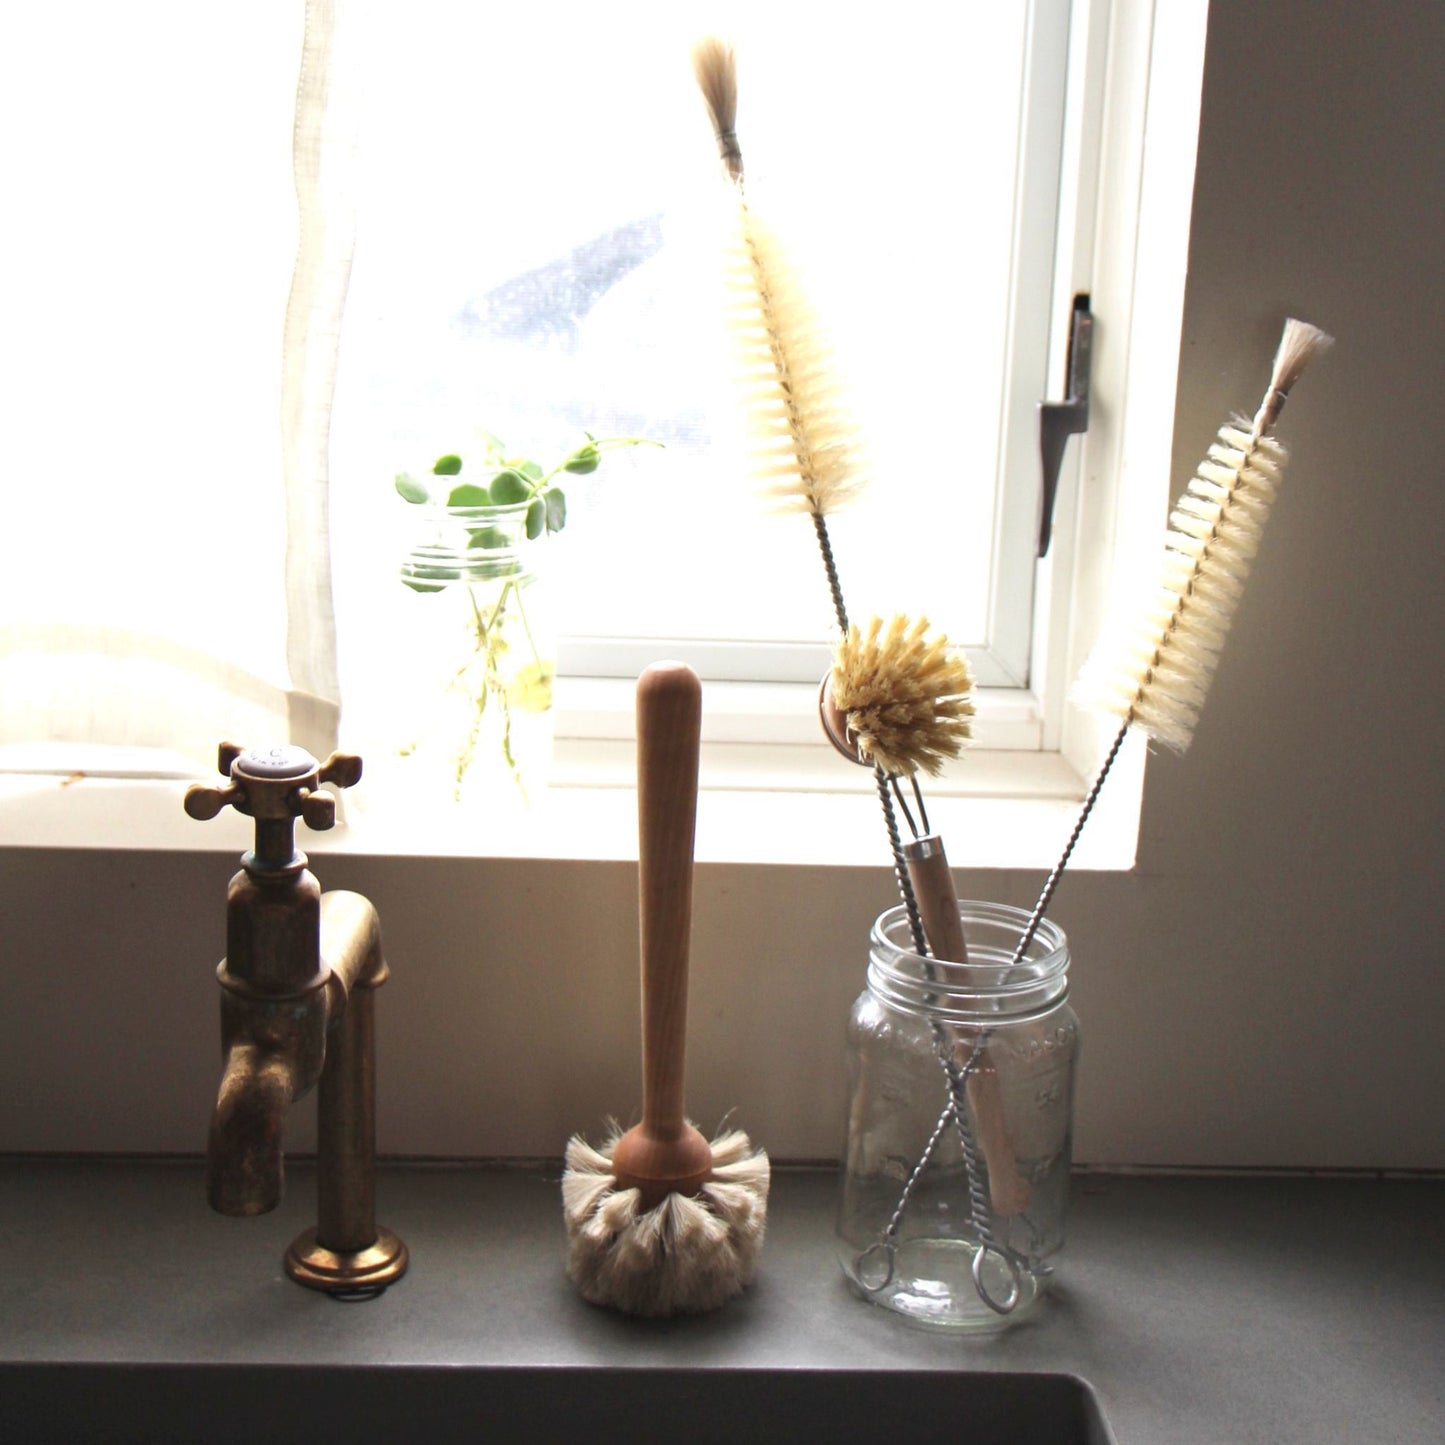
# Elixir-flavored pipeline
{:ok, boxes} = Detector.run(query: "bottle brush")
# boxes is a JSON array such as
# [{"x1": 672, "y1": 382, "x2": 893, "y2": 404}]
[{"x1": 1015, "y1": 316, "x2": 1335, "y2": 962}]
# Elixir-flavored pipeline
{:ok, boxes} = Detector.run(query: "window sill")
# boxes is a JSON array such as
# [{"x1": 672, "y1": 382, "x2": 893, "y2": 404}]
[{"x1": 0, "y1": 729, "x2": 1143, "y2": 874}]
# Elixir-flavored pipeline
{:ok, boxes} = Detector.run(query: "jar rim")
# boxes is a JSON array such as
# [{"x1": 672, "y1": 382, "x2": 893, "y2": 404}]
[
  {"x1": 400, "y1": 497, "x2": 542, "y2": 587},
  {"x1": 426, "y1": 498, "x2": 535, "y2": 521},
  {"x1": 868, "y1": 898, "x2": 1069, "y2": 1021}
]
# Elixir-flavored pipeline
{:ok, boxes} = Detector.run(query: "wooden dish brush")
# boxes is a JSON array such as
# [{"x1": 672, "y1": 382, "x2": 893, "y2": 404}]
[
  {"x1": 819, "y1": 613, "x2": 1030, "y2": 1218},
  {"x1": 562, "y1": 662, "x2": 770, "y2": 1317}
]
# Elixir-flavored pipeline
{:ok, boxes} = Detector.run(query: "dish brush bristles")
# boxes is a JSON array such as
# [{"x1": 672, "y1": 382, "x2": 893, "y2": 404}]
[
  {"x1": 1073, "y1": 318, "x2": 1333, "y2": 753},
  {"x1": 830, "y1": 615, "x2": 975, "y2": 778},
  {"x1": 562, "y1": 1126, "x2": 770, "y2": 1318}
]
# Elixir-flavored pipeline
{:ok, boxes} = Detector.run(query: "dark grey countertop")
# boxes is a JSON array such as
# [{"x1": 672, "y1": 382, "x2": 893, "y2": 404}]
[{"x1": 1, "y1": 1159, "x2": 1441, "y2": 1443}]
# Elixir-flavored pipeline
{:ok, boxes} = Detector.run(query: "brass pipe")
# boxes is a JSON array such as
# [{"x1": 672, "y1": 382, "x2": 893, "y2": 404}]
[
  {"x1": 318, "y1": 892, "x2": 383, "y2": 1254},
  {"x1": 319, "y1": 888, "x2": 386, "y2": 994},
  {"x1": 283, "y1": 889, "x2": 407, "y2": 1293},
  {"x1": 317, "y1": 983, "x2": 376, "y2": 1254}
]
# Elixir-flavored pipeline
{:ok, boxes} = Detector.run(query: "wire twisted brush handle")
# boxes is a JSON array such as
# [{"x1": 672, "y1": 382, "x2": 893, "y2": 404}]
[
  {"x1": 610, "y1": 662, "x2": 713, "y2": 1209},
  {"x1": 1008, "y1": 717, "x2": 1130, "y2": 968}
]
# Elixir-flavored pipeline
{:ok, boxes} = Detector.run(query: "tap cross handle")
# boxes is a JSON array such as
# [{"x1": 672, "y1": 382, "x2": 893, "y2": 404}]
[{"x1": 184, "y1": 742, "x2": 362, "y2": 832}]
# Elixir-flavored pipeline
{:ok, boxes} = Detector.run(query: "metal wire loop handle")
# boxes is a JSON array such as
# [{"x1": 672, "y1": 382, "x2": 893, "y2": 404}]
[
  {"x1": 971, "y1": 1242, "x2": 1024, "y2": 1315},
  {"x1": 852, "y1": 1051, "x2": 1023, "y2": 1316}
]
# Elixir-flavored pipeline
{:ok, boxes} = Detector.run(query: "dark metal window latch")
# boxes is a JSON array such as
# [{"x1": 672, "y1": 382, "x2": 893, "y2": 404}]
[{"x1": 1037, "y1": 295, "x2": 1093, "y2": 557}]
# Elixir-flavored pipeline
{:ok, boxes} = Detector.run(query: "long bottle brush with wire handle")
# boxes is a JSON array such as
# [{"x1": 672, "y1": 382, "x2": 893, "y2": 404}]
[
  {"x1": 690, "y1": 34, "x2": 1023, "y2": 1293},
  {"x1": 1015, "y1": 317, "x2": 1334, "y2": 964}
]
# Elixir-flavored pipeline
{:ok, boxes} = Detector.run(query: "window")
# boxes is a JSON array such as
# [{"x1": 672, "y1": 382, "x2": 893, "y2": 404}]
[
  {"x1": 0, "y1": 0, "x2": 1208, "y2": 865},
  {"x1": 328, "y1": 2, "x2": 1074, "y2": 762}
]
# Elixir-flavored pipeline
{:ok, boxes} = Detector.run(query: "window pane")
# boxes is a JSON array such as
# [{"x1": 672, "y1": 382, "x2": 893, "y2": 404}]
[{"x1": 330, "y1": 3, "x2": 1053, "y2": 699}]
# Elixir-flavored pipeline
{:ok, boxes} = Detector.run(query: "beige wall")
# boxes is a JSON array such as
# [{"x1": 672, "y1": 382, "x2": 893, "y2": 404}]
[{"x1": 3, "y1": 0, "x2": 1442, "y2": 1170}]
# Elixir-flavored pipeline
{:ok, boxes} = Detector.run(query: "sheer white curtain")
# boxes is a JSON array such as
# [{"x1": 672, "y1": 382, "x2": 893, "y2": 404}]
[{"x1": 0, "y1": 0, "x2": 353, "y2": 774}]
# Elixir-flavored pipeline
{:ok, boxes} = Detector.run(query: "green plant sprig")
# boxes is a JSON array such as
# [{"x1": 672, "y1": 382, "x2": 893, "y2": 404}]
[
  {"x1": 389, "y1": 427, "x2": 661, "y2": 801},
  {"x1": 394, "y1": 430, "x2": 661, "y2": 549}
]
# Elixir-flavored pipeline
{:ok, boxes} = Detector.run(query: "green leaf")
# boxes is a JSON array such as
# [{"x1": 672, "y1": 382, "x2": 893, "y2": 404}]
[
  {"x1": 477, "y1": 430, "x2": 507, "y2": 459},
  {"x1": 518, "y1": 459, "x2": 545, "y2": 482},
  {"x1": 564, "y1": 443, "x2": 599, "y2": 474},
  {"x1": 545, "y1": 487, "x2": 567, "y2": 533},
  {"x1": 489, "y1": 468, "x2": 531, "y2": 504},
  {"x1": 394, "y1": 472, "x2": 430, "y2": 504},
  {"x1": 447, "y1": 483, "x2": 492, "y2": 508},
  {"x1": 432, "y1": 454, "x2": 464, "y2": 476},
  {"x1": 525, "y1": 497, "x2": 546, "y2": 540},
  {"x1": 468, "y1": 525, "x2": 509, "y2": 549}
]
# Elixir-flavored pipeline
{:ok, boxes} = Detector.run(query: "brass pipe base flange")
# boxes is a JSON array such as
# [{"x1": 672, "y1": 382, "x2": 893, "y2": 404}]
[{"x1": 284, "y1": 1226, "x2": 409, "y2": 1296}]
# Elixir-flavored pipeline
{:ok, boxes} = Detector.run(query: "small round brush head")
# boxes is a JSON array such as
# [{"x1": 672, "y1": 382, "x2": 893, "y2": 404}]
[
  {"x1": 827, "y1": 614, "x2": 975, "y2": 777},
  {"x1": 562, "y1": 1125, "x2": 770, "y2": 1318}
]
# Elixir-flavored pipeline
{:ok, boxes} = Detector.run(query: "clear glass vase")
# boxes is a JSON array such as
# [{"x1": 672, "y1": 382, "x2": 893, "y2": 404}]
[
  {"x1": 836, "y1": 900, "x2": 1079, "y2": 1330},
  {"x1": 373, "y1": 498, "x2": 555, "y2": 807}
]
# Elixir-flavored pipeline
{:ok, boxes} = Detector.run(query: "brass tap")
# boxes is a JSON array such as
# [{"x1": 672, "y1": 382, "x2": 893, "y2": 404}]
[{"x1": 186, "y1": 743, "x2": 408, "y2": 1296}]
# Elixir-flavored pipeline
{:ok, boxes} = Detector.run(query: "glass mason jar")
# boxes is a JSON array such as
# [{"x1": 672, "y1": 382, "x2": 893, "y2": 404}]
[
  {"x1": 836, "y1": 899, "x2": 1078, "y2": 1330},
  {"x1": 378, "y1": 498, "x2": 556, "y2": 807}
]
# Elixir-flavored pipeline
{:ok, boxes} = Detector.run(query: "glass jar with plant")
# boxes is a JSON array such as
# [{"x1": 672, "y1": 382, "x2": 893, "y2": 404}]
[{"x1": 387, "y1": 430, "x2": 658, "y2": 804}]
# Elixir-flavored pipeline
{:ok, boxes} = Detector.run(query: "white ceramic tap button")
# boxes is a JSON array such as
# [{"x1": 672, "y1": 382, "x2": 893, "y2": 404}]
[{"x1": 238, "y1": 745, "x2": 317, "y2": 779}]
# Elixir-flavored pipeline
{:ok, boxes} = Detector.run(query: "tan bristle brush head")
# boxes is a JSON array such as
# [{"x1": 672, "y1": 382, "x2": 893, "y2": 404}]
[
  {"x1": 725, "y1": 203, "x2": 870, "y2": 519},
  {"x1": 824, "y1": 615, "x2": 975, "y2": 777},
  {"x1": 1073, "y1": 318, "x2": 1333, "y2": 752}
]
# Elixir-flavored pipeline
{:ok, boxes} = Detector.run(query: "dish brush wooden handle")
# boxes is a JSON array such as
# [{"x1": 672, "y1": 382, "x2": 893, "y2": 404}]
[
  {"x1": 961, "y1": 1053, "x2": 1033, "y2": 1217},
  {"x1": 903, "y1": 836, "x2": 970, "y2": 965},
  {"x1": 610, "y1": 662, "x2": 713, "y2": 1206}
]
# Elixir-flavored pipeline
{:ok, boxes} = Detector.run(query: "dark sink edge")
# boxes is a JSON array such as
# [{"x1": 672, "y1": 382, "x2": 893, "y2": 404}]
[{"x1": 1, "y1": 1361, "x2": 1113, "y2": 1445}]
